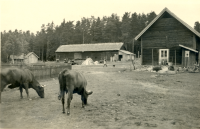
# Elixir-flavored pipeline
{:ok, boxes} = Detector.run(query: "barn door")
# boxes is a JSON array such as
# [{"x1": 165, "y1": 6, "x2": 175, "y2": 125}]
[{"x1": 159, "y1": 49, "x2": 169, "y2": 64}]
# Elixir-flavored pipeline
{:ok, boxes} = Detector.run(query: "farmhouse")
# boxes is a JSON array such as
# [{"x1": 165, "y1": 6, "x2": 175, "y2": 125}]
[
  {"x1": 24, "y1": 52, "x2": 39, "y2": 64},
  {"x1": 135, "y1": 7, "x2": 200, "y2": 67},
  {"x1": 55, "y1": 43, "x2": 134, "y2": 62}
]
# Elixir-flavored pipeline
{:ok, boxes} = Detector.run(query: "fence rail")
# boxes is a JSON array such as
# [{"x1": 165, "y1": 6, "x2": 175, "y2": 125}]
[{"x1": 1, "y1": 64, "x2": 72, "y2": 80}]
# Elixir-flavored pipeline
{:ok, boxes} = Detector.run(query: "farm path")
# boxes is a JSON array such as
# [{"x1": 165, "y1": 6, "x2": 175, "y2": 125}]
[{"x1": 0, "y1": 65, "x2": 200, "y2": 129}]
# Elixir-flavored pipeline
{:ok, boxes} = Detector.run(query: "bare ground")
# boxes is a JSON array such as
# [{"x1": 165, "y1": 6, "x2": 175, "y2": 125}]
[{"x1": 0, "y1": 63, "x2": 200, "y2": 129}]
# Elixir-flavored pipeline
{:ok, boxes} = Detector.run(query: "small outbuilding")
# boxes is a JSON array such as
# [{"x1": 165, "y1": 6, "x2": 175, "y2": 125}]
[
  {"x1": 24, "y1": 52, "x2": 39, "y2": 64},
  {"x1": 55, "y1": 43, "x2": 134, "y2": 62},
  {"x1": 118, "y1": 50, "x2": 134, "y2": 61},
  {"x1": 10, "y1": 54, "x2": 24, "y2": 63},
  {"x1": 135, "y1": 7, "x2": 200, "y2": 67}
]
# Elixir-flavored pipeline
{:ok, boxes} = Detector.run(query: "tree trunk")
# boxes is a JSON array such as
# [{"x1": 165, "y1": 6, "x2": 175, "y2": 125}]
[
  {"x1": 12, "y1": 52, "x2": 14, "y2": 64},
  {"x1": 39, "y1": 47, "x2": 41, "y2": 60},
  {"x1": 7, "y1": 54, "x2": 9, "y2": 63},
  {"x1": 42, "y1": 45, "x2": 44, "y2": 61},
  {"x1": 132, "y1": 39, "x2": 135, "y2": 53},
  {"x1": 83, "y1": 31, "x2": 84, "y2": 44},
  {"x1": 46, "y1": 40, "x2": 49, "y2": 61}
]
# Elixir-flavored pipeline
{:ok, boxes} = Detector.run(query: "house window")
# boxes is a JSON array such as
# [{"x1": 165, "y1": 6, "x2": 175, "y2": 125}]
[
  {"x1": 165, "y1": 50, "x2": 167, "y2": 57},
  {"x1": 161, "y1": 50, "x2": 167, "y2": 57}
]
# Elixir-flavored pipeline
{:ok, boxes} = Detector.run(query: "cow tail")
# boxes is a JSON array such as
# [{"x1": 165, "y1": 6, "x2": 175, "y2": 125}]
[{"x1": 59, "y1": 69, "x2": 68, "y2": 99}]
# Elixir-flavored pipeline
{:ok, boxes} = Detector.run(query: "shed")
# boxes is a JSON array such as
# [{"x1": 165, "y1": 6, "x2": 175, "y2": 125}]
[
  {"x1": 10, "y1": 54, "x2": 24, "y2": 63},
  {"x1": 55, "y1": 43, "x2": 134, "y2": 62},
  {"x1": 24, "y1": 52, "x2": 39, "y2": 64},
  {"x1": 119, "y1": 50, "x2": 135, "y2": 61},
  {"x1": 134, "y1": 7, "x2": 200, "y2": 67},
  {"x1": 179, "y1": 44, "x2": 199, "y2": 67}
]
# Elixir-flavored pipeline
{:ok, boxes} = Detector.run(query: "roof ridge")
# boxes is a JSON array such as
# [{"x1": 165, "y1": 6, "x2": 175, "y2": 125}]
[
  {"x1": 55, "y1": 43, "x2": 124, "y2": 52},
  {"x1": 60, "y1": 42, "x2": 123, "y2": 46}
]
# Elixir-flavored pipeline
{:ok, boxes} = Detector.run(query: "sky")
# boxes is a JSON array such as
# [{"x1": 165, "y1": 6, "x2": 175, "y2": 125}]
[{"x1": 1, "y1": 0, "x2": 200, "y2": 34}]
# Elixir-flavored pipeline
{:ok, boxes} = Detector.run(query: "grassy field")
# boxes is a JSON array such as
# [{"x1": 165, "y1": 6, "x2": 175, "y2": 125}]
[{"x1": 0, "y1": 61, "x2": 200, "y2": 129}]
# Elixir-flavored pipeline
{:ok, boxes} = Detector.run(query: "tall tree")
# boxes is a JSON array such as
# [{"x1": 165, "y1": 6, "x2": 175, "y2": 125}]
[
  {"x1": 81, "y1": 17, "x2": 91, "y2": 44},
  {"x1": 46, "y1": 22, "x2": 56, "y2": 60},
  {"x1": 74, "y1": 20, "x2": 82, "y2": 44},
  {"x1": 93, "y1": 17, "x2": 102, "y2": 42},
  {"x1": 121, "y1": 12, "x2": 131, "y2": 50},
  {"x1": 194, "y1": 21, "x2": 200, "y2": 33},
  {"x1": 146, "y1": 11, "x2": 157, "y2": 25},
  {"x1": 1, "y1": 10, "x2": 159, "y2": 62},
  {"x1": 2, "y1": 32, "x2": 22, "y2": 63}
]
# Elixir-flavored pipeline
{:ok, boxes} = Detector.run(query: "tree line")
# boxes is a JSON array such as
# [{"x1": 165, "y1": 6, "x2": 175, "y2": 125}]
[{"x1": 1, "y1": 11, "x2": 200, "y2": 63}]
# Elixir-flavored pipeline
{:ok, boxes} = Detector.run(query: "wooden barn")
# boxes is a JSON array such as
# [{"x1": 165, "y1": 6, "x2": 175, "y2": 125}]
[
  {"x1": 24, "y1": 52, "x2": 39, "y2": 64},
  {"x1": 135, "y1": 7, "x2": 200, "y2": 67},
  {"x1": 55, "y1": 43, "x2": 134, "y2": 62}
]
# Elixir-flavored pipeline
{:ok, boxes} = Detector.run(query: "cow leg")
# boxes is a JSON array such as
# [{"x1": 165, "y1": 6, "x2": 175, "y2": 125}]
[
  {"x1": 67, "y1": 91, "x2": 73, "y2": 115},
  {"x1": 62, "y1": 97, "x2": 65, "y2": 113},
  {"x1": 61, "y1": 91, "x2": 65, "y2": 113},
  {"x1": 0, "y1": 90, "x2": 1, "y2": 103},
  {"x1": 24, "y1": 83, "x2": 30, "y2": 100},
  {"x1": 19, "y1": 85, "x2": 23, "y2": 99},
  {"x1": 81, "y1": 95, "x2": 85, "y2": 108}
]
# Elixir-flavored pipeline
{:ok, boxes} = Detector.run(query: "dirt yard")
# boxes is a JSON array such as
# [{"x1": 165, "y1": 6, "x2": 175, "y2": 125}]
[{"x1": 0, "y1": 62, "x2": 200, "y2": 129}]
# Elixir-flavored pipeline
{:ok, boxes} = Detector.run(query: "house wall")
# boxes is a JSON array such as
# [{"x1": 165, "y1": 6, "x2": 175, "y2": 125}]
[
  {"x1": 25, "y1": 54, "x2": 38, "y2": 64},
  {"x1": 196, "y1": 37, "x2": 200, "y2": 64},
  {"x1": 56, "y1": 51, "x2": 119, "y2": 61},
  {"x1": 143, "y1": 48, "x2": 159, "y2": 65},
  {"x1": 141, "y1": 12, "x2": 196, "y2": 65},
  {"x1": 196, "y1": 36, "x2": 200, "y2": 51}
]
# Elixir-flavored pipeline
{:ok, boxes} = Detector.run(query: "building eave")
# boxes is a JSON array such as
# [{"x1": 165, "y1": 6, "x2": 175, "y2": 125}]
[{"x1": 179, "y1": 44, "x2": 199, "y2": 53}]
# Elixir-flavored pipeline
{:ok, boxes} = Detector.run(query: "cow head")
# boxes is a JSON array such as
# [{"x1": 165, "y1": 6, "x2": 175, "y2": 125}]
[
  {"x1": 36, "y1": 85, "x2": 45, "y2": 98},
  {"x1": 81, "y1": 90, "x2": 93, "y2": 104}
]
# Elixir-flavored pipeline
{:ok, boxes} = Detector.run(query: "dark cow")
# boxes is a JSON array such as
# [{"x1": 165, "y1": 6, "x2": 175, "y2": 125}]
[
  {"x1": 0, "y1": 68, "x2": 45, "y2": 103},
  {"x1": 58, "y1": 69, "x2": 93, "y2": 115}
]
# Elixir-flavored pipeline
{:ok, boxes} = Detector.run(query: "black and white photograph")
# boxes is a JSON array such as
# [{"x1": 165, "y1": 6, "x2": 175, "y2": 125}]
[{"x1": 0, "y1": 0, "x2": 200, "y2": 128}]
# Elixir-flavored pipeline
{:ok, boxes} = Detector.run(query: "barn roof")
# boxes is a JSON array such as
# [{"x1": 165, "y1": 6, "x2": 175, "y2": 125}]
[
  {"x1": 25, "y1": 52, "x2": 39, "y2": 58},
  {"x1": 55, "y1": 43, "x2": 124, "y2": 52},
  {"x1": 135, "y1": 7, "x2": 200, "y2": 40}
]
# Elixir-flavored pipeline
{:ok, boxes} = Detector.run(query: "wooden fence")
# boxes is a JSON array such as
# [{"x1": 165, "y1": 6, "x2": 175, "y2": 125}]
[{"x1": 1, "y1": 64, "x2": 72, "y2": 80}]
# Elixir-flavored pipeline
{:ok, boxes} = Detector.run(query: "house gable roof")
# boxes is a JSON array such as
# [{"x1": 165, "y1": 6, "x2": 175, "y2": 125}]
[
  {"x1": 25, "y1": 52, "x2": 39, "y2": 58},
  {"x1": 55, "y1": 43, "x2": 124, "y2": 52},
  {"x1": 135, "y1": 7, "x2": 200, "y2": 40}
]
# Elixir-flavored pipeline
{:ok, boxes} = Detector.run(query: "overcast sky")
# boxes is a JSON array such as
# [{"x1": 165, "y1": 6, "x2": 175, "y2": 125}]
[{"x1": 1, "y1": 0, "x2": 200, "y2": 34}]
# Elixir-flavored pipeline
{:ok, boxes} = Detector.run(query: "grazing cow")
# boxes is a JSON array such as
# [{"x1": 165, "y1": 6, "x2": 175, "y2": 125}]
[
  {"x1": 0, "y1": 68, "x2": 45, "y2": 103},
  {"x1": 58, "y1": 69, "x2": 93, "y2": 115}
]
